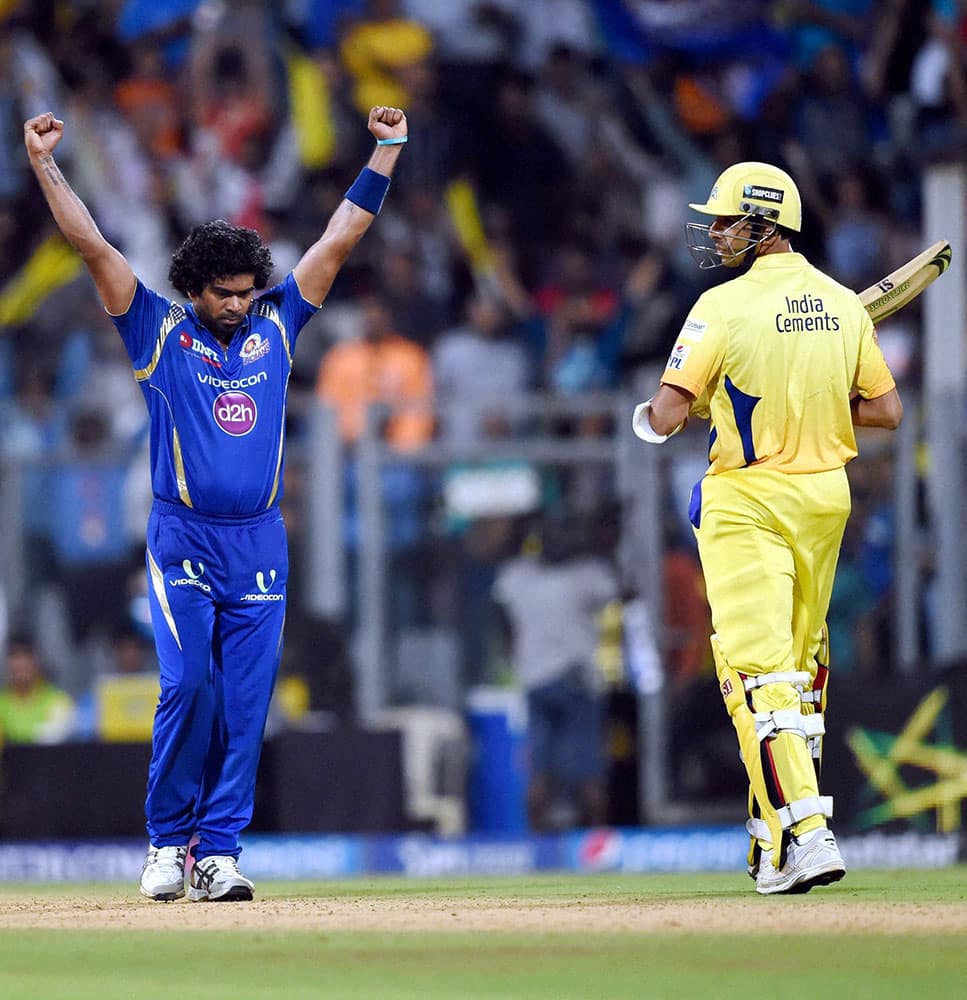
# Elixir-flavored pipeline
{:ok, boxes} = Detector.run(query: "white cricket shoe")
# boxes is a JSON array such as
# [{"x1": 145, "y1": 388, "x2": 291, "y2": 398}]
[
  {"x1": 755, "y1": 828, "x2": 846, "y2": 895},
  {"x1": 139, "y1": 844, "x2": 188, "y2": 901},
  {"x1": 188, "y1": 855, "x2": 255, "y2": 902}
]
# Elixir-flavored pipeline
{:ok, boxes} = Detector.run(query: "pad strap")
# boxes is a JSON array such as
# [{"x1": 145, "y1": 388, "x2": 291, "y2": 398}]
[
  {"x1": 753, "y1": 709, "x2": 825, "y2": 742},
  {"x1": 746, "y1": 795, "x2": 833, "y2": 839},
  {"x1": 743, "y1": 671, "x2": 812, "y2": 691}
]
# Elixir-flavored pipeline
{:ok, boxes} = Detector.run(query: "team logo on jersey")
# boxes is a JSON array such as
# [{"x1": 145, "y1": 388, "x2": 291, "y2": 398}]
[
  {"x1": 241, "y1": 569, "x2": 283, "y2": 601},
  {"x1": 240, "y1": 332, "x2": 271, "y2": 365},
  {"x1": 666, "y1": 343, "x2": 691, "y2": 371},
  {"x1": 179, "y1": 331, "x2": 222, "y2": 367},
  {"x1": 212, "y1": 390, "x2": 258, "y2": 436}
]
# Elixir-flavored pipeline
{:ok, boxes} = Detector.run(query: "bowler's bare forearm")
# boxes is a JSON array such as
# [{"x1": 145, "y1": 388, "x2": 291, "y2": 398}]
[
  {"x1": 30, "y1": 153, "x2": 135, "y2": 312},
  {"x1": 318, "y1": 142, "x2": 404, "y2": 257},
  {"x1": 32, "y1": 153, "x2": 109, "y2": 258},
  {"x1": 294, "y1": 142, "x2": 404, "y2": 305}
]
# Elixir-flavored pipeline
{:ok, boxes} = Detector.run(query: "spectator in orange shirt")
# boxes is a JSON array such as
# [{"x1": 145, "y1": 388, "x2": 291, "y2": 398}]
[
  {"x1": 114, "y1": 41, "x2": 183, "y2": 160},
  {"x1": 316, "y1": 290, "x2": 434, "y2": 451}
]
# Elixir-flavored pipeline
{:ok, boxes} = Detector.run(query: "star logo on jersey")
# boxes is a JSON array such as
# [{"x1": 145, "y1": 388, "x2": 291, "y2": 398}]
[{"x1": 240, "y1": 332, "x2": 271, "y2": 365}]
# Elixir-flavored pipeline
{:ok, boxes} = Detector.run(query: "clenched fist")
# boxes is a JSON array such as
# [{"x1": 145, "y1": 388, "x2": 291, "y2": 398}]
[
  {"x1": 24, "y1": 112, "x2": 64, "y2": 160},
  {"x1": 367, "y1": 106, "x2": 407, "y2": 143}
]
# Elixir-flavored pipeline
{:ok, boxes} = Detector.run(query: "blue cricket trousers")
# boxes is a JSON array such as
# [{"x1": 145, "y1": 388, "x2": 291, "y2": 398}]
[{"x1": 143, "y1": 500, "x2": 288, "y2": 861}]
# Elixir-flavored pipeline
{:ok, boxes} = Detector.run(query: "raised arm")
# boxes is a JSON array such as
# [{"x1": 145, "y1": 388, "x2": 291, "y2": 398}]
[
  {"x1": 293, "y1": 106, "x2": 407, "y2": 307},
  {"x1": 24, "y1": 113, "x2": 136, "y2": 316}
]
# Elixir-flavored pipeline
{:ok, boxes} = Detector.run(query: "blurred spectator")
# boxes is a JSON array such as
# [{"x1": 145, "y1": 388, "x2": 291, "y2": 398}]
[
  {"x1": 823, "y1": 167, "x2": 890, "y2": 289},
  {"x1": 909, "y1": 1, "x2": 967, "y2": 160},
  {"x1": 826, "y1": 520, "x2": 877, "y2": 675},
  {"x1": 432, "y1": 291, "x2": 531, "y2": 443},
  {"x1": 316, "y1": 290, "x2": 435, "y2": 451},
  {"x1": 472, "y1": 70, "x2": 572, "y2": 254},
  {"x1": 0, "y1": 633, "x2": 76, "y2": 744},
  {"x1": 376, "y1": 245, "x2": 450, "y2": 347},
  {"x1": 47, "y1": 406, "x2": 138, "y2": 656},
  {"x1": 73, "y1": 625, "x2": 159, "y2": 740},
  {"x1": 534, "y1": 243, "x2": 620, "y2": 393},
  {"x1": 493, "y1": 514, "x2": 618, "y2": 829},
  {"x1": 114, "y1": 39, "x2": 183, "y2": 160},
  {"x1": 662, "y1": 539, "x2": 713, "y2": 697},
  {"x1": 795, "y1": 43, "x2": 874, "y2": 180},
  {"x1": 532, "y1": 43, "x2": 603, "y2": 170},
  {"x1": 186, "y1": 4, "x2": 275, "y2": 165},
  {"x1": 779, "y1": 0, "x2": 874, "y2": 70},
  {"x1": 339, "y1": 0, "x2": 434, "y2": 113}
]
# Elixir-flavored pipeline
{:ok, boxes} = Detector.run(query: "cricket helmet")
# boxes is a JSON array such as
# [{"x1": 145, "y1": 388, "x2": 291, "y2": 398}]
[{"x1": 685, "y1": 161, "x2": 802, "y2": 269}]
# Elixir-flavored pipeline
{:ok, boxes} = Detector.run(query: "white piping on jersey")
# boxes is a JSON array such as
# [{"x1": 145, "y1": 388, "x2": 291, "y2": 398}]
[
  {"x1": 150, "y1": 385, "x2": 193, "y2": 507},
  {"x1": 266, "y1": 370, "x2": 290, "y2": 508},
  {"x1": 134, "y1": 303, "x2": 186, "y2": 382},
  {"x1": 251, "y1": 300, "x2": 292, "y2": 365},
  {"x1": 147, "y1": 547, "x2": 182, "y2": 650}
]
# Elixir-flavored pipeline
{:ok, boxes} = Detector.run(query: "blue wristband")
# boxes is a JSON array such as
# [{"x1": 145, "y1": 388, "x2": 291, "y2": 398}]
[
  {"x1": 376, "y1": 136, "x2": 407, "y2": 145},
  {"x1": 345, "y1": 166, "x2": 391, "y2": 215}
]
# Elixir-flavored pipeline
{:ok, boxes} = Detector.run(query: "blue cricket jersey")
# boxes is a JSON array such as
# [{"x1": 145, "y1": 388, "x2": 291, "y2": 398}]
[{"x1": 111, "y1": 273, "x2": 318, "y2": 515}]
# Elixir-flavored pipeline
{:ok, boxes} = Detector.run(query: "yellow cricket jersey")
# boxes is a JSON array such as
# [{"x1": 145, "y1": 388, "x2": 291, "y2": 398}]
[{"x1": 661, "y1": 252, "x2": 896, "y2": 474}]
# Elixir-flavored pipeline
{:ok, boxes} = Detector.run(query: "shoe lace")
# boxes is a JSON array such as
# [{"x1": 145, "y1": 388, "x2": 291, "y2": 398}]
[
  {"x1": 146, "y1": 845, "x2": 187, "y2": 873},
  {"x1": 199, "y1": 855, "x2": 242, "y2": 876}
]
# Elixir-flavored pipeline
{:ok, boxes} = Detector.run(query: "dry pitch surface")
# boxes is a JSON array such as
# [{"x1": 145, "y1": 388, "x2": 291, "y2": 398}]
[{"x1": 2, "y1": 881, "x2": 967, "y2": 934}]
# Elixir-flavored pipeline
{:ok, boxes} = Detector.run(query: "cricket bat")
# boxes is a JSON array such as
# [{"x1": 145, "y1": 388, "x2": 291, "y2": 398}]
[{"x1": 858, "y1": 240, "x2": 952, "y2": 323}]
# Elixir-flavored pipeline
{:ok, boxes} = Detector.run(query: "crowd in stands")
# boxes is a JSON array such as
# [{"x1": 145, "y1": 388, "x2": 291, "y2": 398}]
[{"x1": 0, "y1": 0, "x2": 964, "y2": 748}]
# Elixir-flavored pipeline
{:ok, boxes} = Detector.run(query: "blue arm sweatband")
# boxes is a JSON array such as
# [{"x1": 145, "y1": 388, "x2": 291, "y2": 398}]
[{"x1": 345, "y1": 167, "x2": 391, "y2": 215}]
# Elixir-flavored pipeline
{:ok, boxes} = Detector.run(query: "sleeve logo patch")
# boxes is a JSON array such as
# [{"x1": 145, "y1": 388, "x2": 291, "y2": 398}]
[
  {"x1": 743, "y1": 184, "x2": 784, "y2": 203},
  {"x1": 680, "y1": 318, "x2": 707, "y2": 342},
  {"x1": 666, "y1": 343, "x2": 691, "y2": 370}
]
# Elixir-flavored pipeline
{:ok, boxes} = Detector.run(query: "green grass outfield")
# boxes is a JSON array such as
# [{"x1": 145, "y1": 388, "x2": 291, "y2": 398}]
[{"x1": 2, "y1": 870, "x2": 966, "y2": 999}]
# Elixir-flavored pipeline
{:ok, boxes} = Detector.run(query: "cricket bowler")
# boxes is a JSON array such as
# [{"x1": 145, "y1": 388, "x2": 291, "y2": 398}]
[{"x1": 24, "y1": 105, "x2": 408, "y2": 901}]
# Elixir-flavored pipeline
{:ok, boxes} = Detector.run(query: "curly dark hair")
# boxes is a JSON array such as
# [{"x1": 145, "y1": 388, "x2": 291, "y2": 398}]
[{"x1": 168, "y1": 220, "x2": 274, "y2": 296}]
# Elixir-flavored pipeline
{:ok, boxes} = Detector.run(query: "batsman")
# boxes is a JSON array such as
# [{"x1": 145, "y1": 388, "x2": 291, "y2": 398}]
[{"x1": 633, "y1": 162, "x2": 903, "y2": 894}]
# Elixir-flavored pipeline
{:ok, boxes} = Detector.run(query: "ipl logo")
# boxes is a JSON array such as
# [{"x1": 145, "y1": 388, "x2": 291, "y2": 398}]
[{"x1": 212, "y1": 390, "x2": 258, "y2": 436}]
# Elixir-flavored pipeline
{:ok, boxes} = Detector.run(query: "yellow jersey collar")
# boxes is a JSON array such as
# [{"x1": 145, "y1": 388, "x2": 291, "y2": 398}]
[{"x1": 750, "y1": 252, "x2": 808, "y2": 271}]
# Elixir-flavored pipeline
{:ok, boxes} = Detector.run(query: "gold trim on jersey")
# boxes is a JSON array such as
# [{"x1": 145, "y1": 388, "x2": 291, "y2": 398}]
[
  {"x1": 147, "y1": 548, "x2": 182, "y2": 651},
  {"x1": 252, "y1": 299, "x2": 292, "y2": 365},
  {"x1": 133, "y1": 304, "x2": 185, "y2": 382},
  {"x1": 150, "y1": 385, "x2": 194, "y2": 507},
  {"x1": 266, "y1": 372, "x2": 291, "y2": 508},
  {"x1": 172, "y1": 426, "x2": 193, "y2": 507}
]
